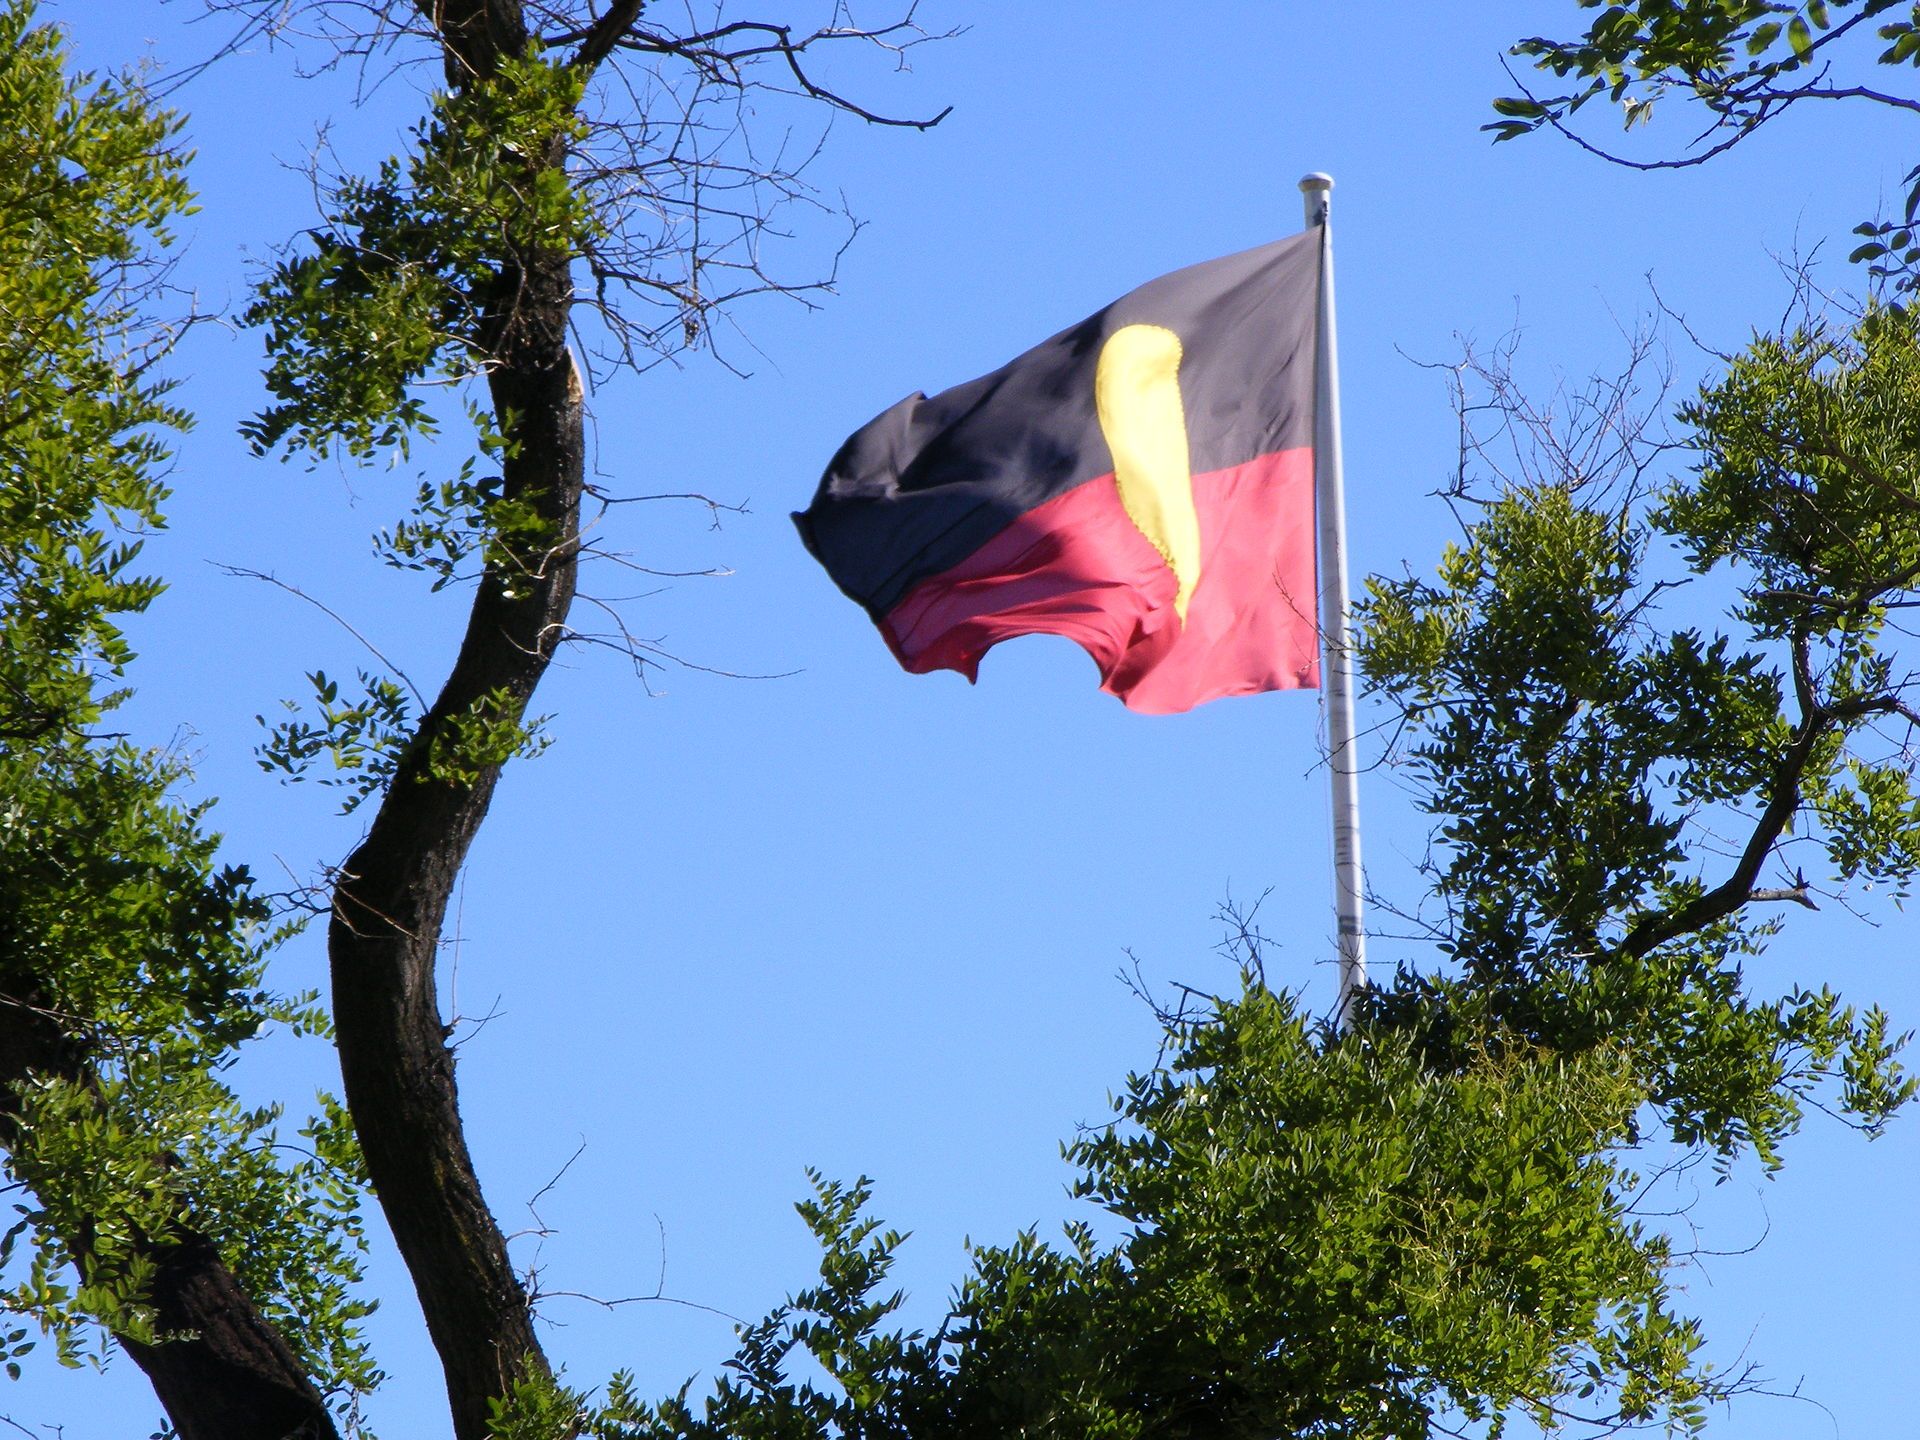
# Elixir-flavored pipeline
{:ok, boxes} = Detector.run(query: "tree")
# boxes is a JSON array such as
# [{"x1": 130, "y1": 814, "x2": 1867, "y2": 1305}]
[
  {"x1": 4, "y1": 0, "x2": 958, "y2": 1431},
  {"x1": 1457, "y1": 0, "x2": 1920, "y2": 1177},
  {"x1": 0, "y1": 5, "x2": 369, "y2": 1436},
  {"x1": 223, "y1": 3, "x2": 948, "y2": 1436}
]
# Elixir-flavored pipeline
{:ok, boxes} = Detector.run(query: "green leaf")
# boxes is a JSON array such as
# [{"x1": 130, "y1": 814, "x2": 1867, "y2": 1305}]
[{"x1": 1492, "y1": 95, "x2": 1548, "y2": 117}]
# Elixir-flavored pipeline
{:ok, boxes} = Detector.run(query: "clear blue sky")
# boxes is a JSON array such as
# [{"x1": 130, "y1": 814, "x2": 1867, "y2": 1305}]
[{"x1": 29, "y1": 2, "x2": 1920, "y2": 1435}]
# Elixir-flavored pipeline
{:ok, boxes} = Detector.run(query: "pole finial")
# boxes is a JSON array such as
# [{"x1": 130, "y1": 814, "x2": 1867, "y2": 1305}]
[{"x1": 1299, "y1": 172, "x2": 1333, "y2": 228}]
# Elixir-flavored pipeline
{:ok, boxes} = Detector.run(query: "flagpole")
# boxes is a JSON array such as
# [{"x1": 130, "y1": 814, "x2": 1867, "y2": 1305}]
[{"x1": 1299, "y1": 172, "x2": 1367, "y2": 1026}]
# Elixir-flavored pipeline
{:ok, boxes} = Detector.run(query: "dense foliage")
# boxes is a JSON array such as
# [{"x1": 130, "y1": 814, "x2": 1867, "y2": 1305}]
[
  {"x1": 0, "y1": 0, "x2": 370, "y2": 1415},
  {"x1": 484, "y1": 981, "x2": 1693, "y2": 1440}
]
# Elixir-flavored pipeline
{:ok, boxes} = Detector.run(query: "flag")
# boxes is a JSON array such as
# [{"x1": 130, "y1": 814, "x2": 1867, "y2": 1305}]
[{"x1": 794, "y1": 231, "x2": 1322, "y2": 715}]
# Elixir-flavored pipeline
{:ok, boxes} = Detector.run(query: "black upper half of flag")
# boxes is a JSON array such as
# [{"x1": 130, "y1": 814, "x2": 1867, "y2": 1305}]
[{"x1": 795, "y1": 229, "x2": 1322, "y2": 619}]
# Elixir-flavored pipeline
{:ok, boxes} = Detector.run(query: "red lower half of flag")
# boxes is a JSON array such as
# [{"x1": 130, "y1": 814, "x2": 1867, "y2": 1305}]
[{"x1": 880, "y1": 448, "x2": 1318, "y2": 714}]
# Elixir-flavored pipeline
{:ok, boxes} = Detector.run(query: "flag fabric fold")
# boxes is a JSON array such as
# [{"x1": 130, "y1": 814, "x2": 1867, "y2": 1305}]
[{"x1": 794, "y1": 231, "x2": 1323, "y2": 715}]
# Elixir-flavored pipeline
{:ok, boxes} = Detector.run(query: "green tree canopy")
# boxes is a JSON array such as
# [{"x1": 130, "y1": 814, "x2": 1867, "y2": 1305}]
[{"x1": 0, "y1": 5, "x2": 368, "y2": 1433}]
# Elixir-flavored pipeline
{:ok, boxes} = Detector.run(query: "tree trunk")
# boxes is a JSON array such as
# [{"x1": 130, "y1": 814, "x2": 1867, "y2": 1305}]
[
  {"x1": 328, "y1": 9, "x2": 584, "y2": 1429},
  {"x1": 0, "y1": 998, "x2": 340, "y2": 1440},
  {"x1": 329, "y1": 341, "x2": 582, "y2": 1440}
]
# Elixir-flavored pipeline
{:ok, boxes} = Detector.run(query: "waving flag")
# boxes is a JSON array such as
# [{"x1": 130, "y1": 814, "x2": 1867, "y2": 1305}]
[{"x1": 794, "y1": 231, "x2": 1322, "y2": 715}]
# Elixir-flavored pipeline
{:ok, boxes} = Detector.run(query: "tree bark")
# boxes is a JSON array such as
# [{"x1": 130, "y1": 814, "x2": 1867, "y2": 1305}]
[
  {"x1": 328, "y1": 337, "x2": 582, "y2": 1438},
  {"x1": 330, "y1": 10, "x2": 588, "y2": 1435},
  {"x1": 0, "y1": 997, "x2": 339, "y2": 1440}
]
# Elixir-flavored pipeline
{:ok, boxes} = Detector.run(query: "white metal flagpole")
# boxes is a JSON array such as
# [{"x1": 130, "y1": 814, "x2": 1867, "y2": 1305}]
[{"x1": 1299, "y1": 172, "x2": 1367, "y2": 1024}]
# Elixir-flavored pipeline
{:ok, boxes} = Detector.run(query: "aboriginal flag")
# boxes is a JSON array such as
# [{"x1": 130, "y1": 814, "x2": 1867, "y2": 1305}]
[{"x1": 794, "y1": 231, "x2": 1323, "y2": 715}]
